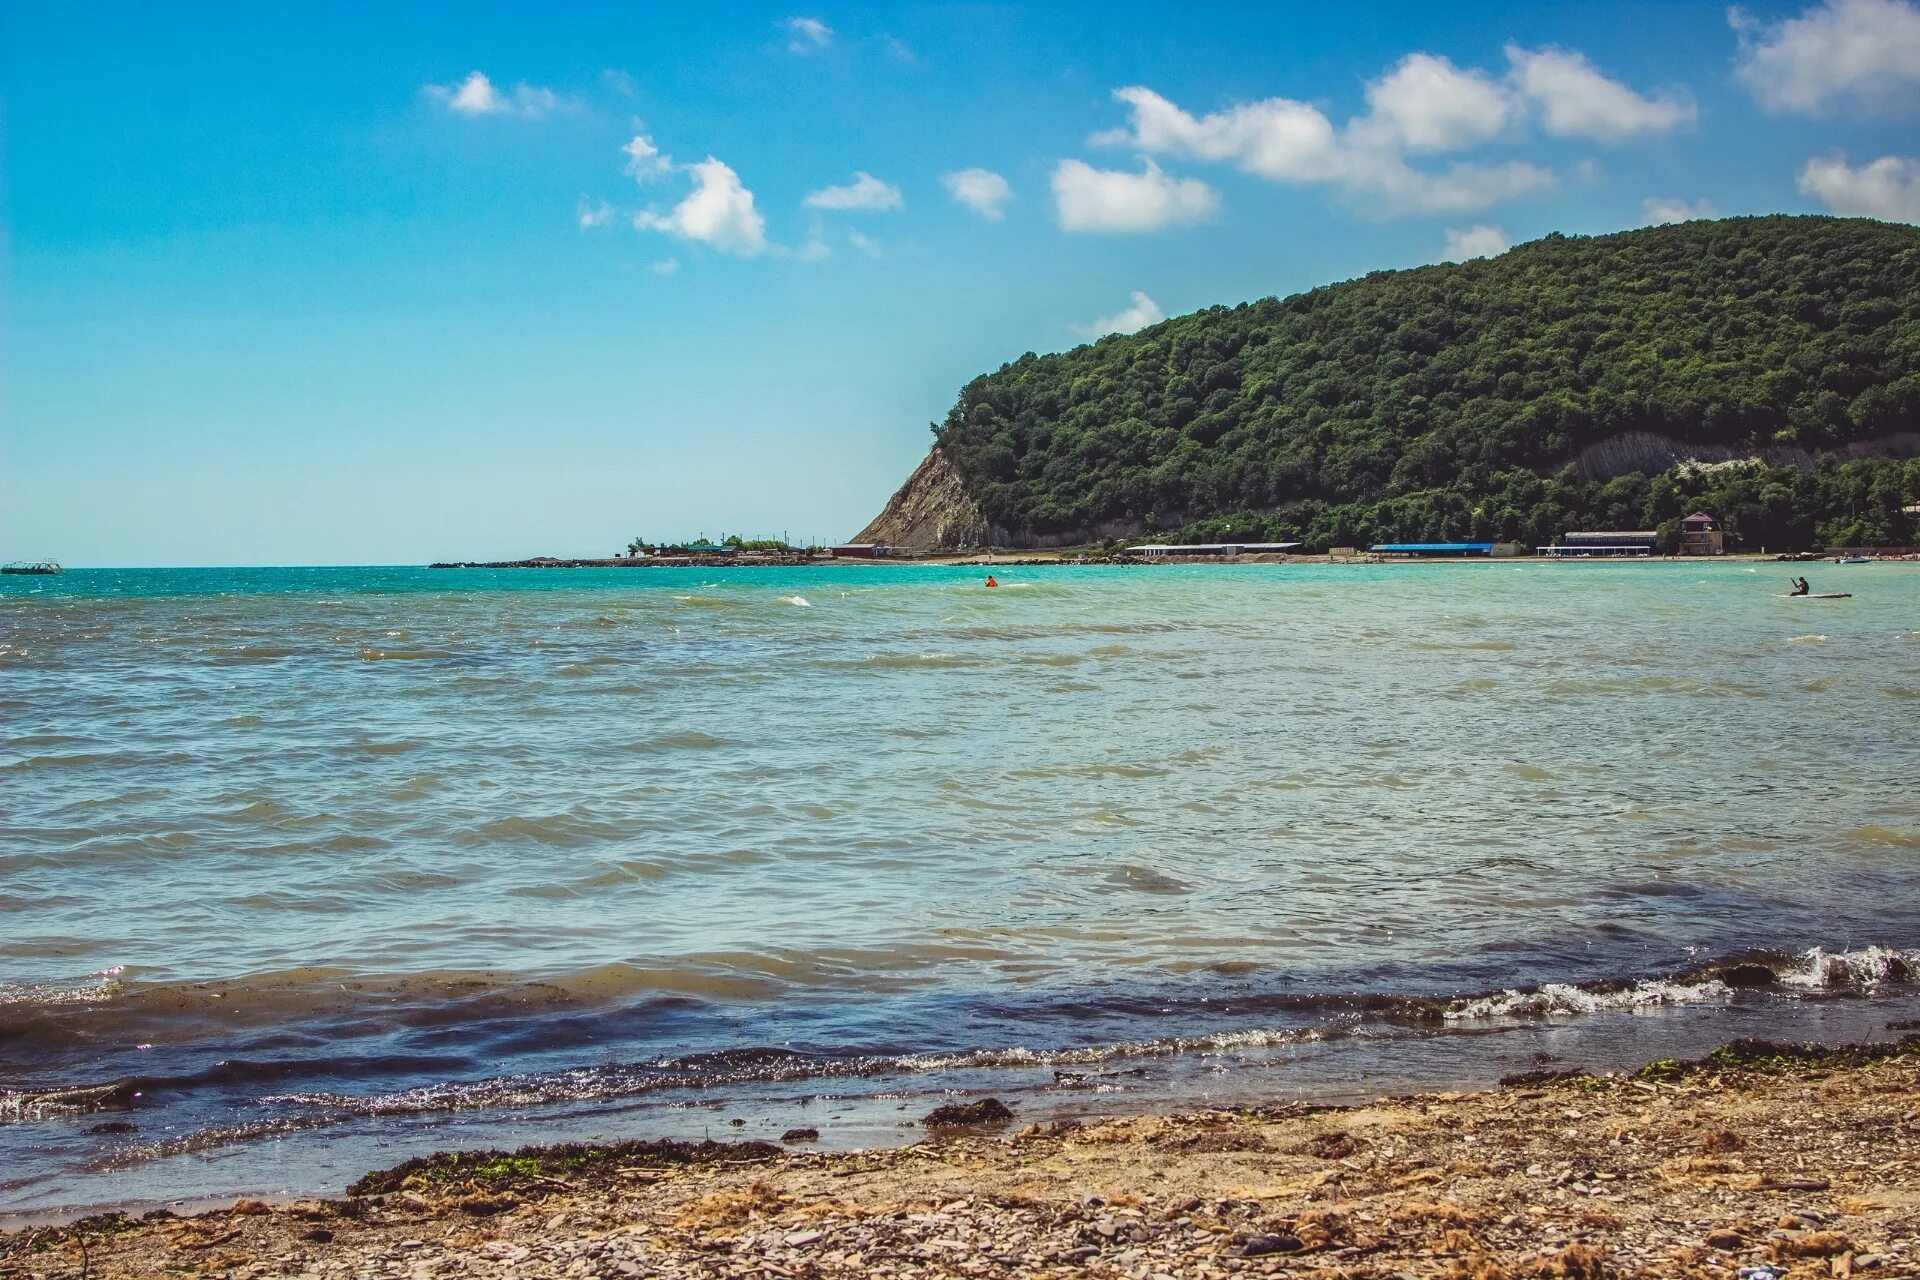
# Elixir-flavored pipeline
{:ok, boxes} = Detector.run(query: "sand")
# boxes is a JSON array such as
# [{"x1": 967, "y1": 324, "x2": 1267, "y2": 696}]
[{"x1": 5, "y1": 1038, "x2": 1917, "y2": 1279}]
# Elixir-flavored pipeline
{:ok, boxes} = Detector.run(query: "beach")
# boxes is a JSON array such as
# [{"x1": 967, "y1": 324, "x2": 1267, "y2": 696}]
[
  {"x1": 6, "y1": 1038, "x2": 1918, "y2": 1278},
  {"x1": 4, "y1": 561, "x2": 1918, "y2": 1221}
]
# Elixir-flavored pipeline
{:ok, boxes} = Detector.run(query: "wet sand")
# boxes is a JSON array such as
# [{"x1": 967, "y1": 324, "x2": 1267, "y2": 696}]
[{"x1": 6, "y1": 1038, "x2": 1917, "y2": 1279}]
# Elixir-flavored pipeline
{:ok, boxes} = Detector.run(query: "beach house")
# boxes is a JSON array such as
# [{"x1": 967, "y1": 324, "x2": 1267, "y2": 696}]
[{"x1": 1676, "y1": 512, "x2": 1725, "y2": 556}]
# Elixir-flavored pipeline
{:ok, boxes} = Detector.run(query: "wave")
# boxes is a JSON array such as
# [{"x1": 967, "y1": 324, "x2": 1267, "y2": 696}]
[
  {"x1": 1444, "y1": 946, "x2": 1913, "y2": 1021},
  {"x1": 62, "y1": 947, "x2": 1915, "y2": 1131}
]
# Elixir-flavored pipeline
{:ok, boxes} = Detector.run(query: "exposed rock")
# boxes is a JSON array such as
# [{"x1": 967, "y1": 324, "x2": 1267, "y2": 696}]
[
  {"x1": 920, "y1": 1098, "x2": 1014, "y2": 1127},
  {"x1": 851, "y1": 447, "x2": 989, "y2": 550}
]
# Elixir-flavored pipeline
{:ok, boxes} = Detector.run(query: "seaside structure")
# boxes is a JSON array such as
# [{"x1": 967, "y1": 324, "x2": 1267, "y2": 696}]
[
  {"x1": 1368, "y1": 542, "x2": 1495, "y2": 557},
  {"x1": 828, "y1": 544, "x2": 893, "y2": 558},
  {"x1": 1538, "y1": 530, "x2": 1658, "y2": 558},
  {"x1": 1126, "y1": 542, "x2": 1301, "y2": 558},
  {"x1": 681, "y1": 541, "x2": 736, "y2": 557},
  {"x1": 1677, "y1": 512, "x2": 1726, "y2": 556}
]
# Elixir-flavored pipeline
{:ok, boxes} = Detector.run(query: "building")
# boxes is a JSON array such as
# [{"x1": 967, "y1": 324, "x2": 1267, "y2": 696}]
[
  {"x1": 1368, "y1": 542, "x2": 1495, "y2": 557},
  {"x1": 1677, "y1": 512, "x2": 1725, "y2": 556},
  {"x1": 1538, "y1": 530, "x2": 1658, "y2": 558},
  {"x1": 682, "y1": 541, "x2": 736, "y2": 557},
  {"x1": 1121, "y1": 545, "x2": 1305, "y2": 556},
  {"x1": 828, "y1": 543, "x2": 892, "y2": 558}
]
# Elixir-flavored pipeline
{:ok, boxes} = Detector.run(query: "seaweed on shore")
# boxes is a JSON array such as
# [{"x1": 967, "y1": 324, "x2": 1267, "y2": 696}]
[
  {"x1": 347, "y1": 1136, "x2": 780, "y2": 1198},
  {"x1": 1638, "y1": 1033, "x2": 1920, "y2": 1082}
]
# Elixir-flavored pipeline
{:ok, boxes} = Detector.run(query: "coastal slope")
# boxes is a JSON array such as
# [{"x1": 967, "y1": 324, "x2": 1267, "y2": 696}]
[{"x1": 862, "y1": 215, "x2": 1920, "y2": 550}]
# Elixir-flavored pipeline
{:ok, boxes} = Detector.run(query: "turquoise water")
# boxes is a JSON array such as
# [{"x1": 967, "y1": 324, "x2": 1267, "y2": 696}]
[{"x1": 4, "y1": 561, "x2": 1919, "y2": 1213}]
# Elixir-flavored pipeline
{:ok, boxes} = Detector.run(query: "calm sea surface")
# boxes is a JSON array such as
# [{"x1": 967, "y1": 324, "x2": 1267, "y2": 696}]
[{"x1": 4, "y1": 561, "x2": 1919, "y2": 1214}]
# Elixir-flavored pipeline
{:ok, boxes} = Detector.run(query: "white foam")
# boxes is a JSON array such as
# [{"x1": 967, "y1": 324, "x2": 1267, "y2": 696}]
[
  {"x1": 1444, "y1": 978, "x2": 1732, "y2": 1022},
  {"x1": 781, "y1": 596, "x2": 811, "y2": 607},
  {"x1": 1776, "y1": 945, "x2": 1912, "y2": 990}
]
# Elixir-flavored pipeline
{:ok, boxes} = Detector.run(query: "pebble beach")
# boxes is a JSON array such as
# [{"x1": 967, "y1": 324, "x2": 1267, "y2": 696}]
[{"x1": 7, "y1": 1038, "x2": 1918, "y2": 1280}]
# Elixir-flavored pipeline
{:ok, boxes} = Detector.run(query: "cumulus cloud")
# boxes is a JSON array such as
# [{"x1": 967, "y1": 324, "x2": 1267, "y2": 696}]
[
  {"x1": 1441, "y1": 225, "x2": 1511, "y2": 261},
  {"x1": 1077, "y1": 291, "x2": 1166, "y2": 337},
  {"x1": 1505, "y1": 45, "x2": 1696, "y2": 140},
  {"x1": 847, "y1": 230, "x2": 884, "y2": 258},
  {"x1": 1798, "y1": 153, "x2": 1920, "y2": 221},
  {"x1": 1643, "y1": 196, "x2": 1716, "y2": 224},
  {"x1": 1359, "y1": 53, "x2": 1516, "y2": 153},
  {"x1": 942, "y1": 168, "x2": 1014, "y2": 220},
  {"x1": 577, "y1": 198, "x2": 616, "y2": 229},
  {"x1": 1093, "y1": 86, "x2": 1341, "y2": 181},
  {"x1": 623, "y1": 133, "x2": 673, "y2": 181},
  {"x1": 1085, "y1": 43, "x2": 1685, "y2": 219},
  {"x1": 803, "y1": 171, "x2": 904, "y2": 211},
  {"x1": 425, "y1": 71, "x2": 568, "y2": 118},
  {"x1": 650, "y1": 258, "x2": 679, "y2": 276},
  {"x1": 1051, "y1": 159, "x2": 1220, "y2": 233},
  {"x1": 634, "y1": 157, "x2": 768, "y2": 256},
  {"x1": 1090, "y1": 77, "x2": 1550, "y2": 217},
  {"x1": 1733, "y1": 0, "x2": 1920, "y2": 114},
  {"x1": 784, "y1": 16, "x2": 833, "y2": 52}
]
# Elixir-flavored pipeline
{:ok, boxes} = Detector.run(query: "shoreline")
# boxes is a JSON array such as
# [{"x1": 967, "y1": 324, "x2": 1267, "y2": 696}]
[
  {"x1": 6, "y1": 1038, "x2": 1917, "y2": 1278},
  {"x1": 421, "y1": 551, "x2": 1914, "y2": 570}
]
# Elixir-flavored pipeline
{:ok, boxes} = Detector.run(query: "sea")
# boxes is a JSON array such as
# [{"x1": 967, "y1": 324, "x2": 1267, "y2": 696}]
[{"x1": 4, "y1": 560, "x2": 1919, "y2": 1218}]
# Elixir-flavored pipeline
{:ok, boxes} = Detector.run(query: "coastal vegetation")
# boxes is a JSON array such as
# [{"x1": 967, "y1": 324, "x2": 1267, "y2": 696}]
[{"x1": 894, "y1": 216, "x2": 1920, "y2": 551}]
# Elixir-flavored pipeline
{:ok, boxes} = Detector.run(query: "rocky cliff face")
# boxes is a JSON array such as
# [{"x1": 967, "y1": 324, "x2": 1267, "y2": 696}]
[
  {"x1": 1576, "y1": 431, "x2": 1920, "y2": 481},
  {"x1": 852, "y1": 447, "x2": 990, "y2": 550}
]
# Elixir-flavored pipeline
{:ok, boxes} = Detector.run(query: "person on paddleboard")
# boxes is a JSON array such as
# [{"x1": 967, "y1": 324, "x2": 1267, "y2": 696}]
[{"x1": 1789, "y1": 576, "x2": 1810, "y2": 596}]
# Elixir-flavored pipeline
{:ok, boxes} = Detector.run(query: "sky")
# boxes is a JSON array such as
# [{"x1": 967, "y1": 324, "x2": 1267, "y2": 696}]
[{"x1": 5, "y1": 0, "x2": 1920, "y2": 566}]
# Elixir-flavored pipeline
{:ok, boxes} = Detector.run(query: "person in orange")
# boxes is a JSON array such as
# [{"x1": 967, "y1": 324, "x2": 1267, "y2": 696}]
[{"x1": 985, "y1": 575, "x2": 998, "y2": 588}]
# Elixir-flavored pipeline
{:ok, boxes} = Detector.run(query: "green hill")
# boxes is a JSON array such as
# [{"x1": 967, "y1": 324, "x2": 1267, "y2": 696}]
[{"x1": 860, "y1": 216, "x2": 1920, "y2": 552}]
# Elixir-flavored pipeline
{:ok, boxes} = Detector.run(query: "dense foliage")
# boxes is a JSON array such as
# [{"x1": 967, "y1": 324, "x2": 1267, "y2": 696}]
[{"x1": 932, "y1": 216, "x2": 1920, "y2": 549}]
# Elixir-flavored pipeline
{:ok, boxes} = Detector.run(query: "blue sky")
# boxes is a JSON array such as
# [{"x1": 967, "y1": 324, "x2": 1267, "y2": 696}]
[{"x1": 5, "y1": 1, "x2": 1920, "y2": 565}]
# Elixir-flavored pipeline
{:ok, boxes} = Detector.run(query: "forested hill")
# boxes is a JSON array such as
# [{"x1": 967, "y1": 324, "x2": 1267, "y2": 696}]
[{"x1": 861, "y1": 216, "x2": 1920, "y2": 552}]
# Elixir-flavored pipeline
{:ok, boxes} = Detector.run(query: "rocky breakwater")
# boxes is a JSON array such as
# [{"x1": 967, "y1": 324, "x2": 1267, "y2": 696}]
[{"x1": 8, "y1": 1036, "x2": 1919, "y2": 1278}]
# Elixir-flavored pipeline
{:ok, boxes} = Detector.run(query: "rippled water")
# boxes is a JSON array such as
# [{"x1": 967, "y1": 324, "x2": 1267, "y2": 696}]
[{"x1": 4, "y1": 561, "x2": 1919, "y2": 1214}]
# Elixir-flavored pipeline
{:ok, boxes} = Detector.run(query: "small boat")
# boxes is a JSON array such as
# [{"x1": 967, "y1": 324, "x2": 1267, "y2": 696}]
[
  {"x1": 1837, "y1": 556, "x2": 1872, "y2": 565},
  {"x1": 2, "y1": 560, "x2": 62, "y2": 576}
]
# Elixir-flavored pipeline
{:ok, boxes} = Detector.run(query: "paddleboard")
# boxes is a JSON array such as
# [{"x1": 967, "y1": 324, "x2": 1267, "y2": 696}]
[{"x1": 1776, "y1": 592, "x2": 1852, "y2": 599}]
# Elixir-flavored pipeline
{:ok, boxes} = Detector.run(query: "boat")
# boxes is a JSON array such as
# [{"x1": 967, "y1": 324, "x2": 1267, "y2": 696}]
[
  {"x1": 1837, "y1": 556, "x2": 1872, "y2": 565},
  {"x1": 2, "y1": 560, "x2": 62, "y2": 576}
]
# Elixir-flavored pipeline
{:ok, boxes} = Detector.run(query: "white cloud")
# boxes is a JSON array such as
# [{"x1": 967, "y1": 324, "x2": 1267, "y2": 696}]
[
  {"x1": 847, "y1": 230, "x2": 884, "y2": 257},
  {"x1": 623, "y1": 133, "x2": 672, "y2": 181},
  {"x1": 1798, "y1": 153, "x2": 1920, "y2": 221},
  {"x1": 784, "y1": 16, "x2": 833, "y2": 52},
  {"x1": 430, "y1": 71, "x2": 508, "y2": 115},
  {"x1": 803, "y1": 171, "x2": 904, "y2": 212},
  {"x1": 1733, "y1": 0, "x2": 1920, "y2": 114},
  {"x1": 1094, "y1": 86, "x2": 1342, "y2": 181},
  {"x1": 1077, "y1": 291, "x2": 1166, "y2": 337},
  {"x1": 1090, "y1": 79, "x2": 1550, "y2": 217},
  {"x1": 603, "y1": 69, "x2": 637, "y2": 97},
  {"x1": 1344, "y1": 152, "x2": 1554, "y2": 216},
  {"x1": 1359, "y1": 53, "x2": 1516, "y2": 153},
  {"x1": 425, "y1": 71, "x2": 569, "y2": 118},
  {"x1": 650, "y1": 258, "x2": 679, "y2": 276},
  {"x1": 577, "y1": 198, "x2": 616, "y2": 229},
  {"x1": 1051, "y1": 158, "x2": 1220, "y2": 233},
  {"x1": 1441, "y1": 225, "x2": 1511, "y2": 261},
  {"x1": 1642, "y1": 196, "x2": 1716, "y2": 224},
  {"x1": 634, "y1": 157, "x2": 768, "y2": 256},
  {"x1": 942, "y1": 168, "x2": 1014, "y2": 220},
  {"x1": 1505, "y1": 45, "x2": 1696, "y2": 140},
  {"x1": 794, "y1": 236, "x2": 833, "y2": 262}
]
